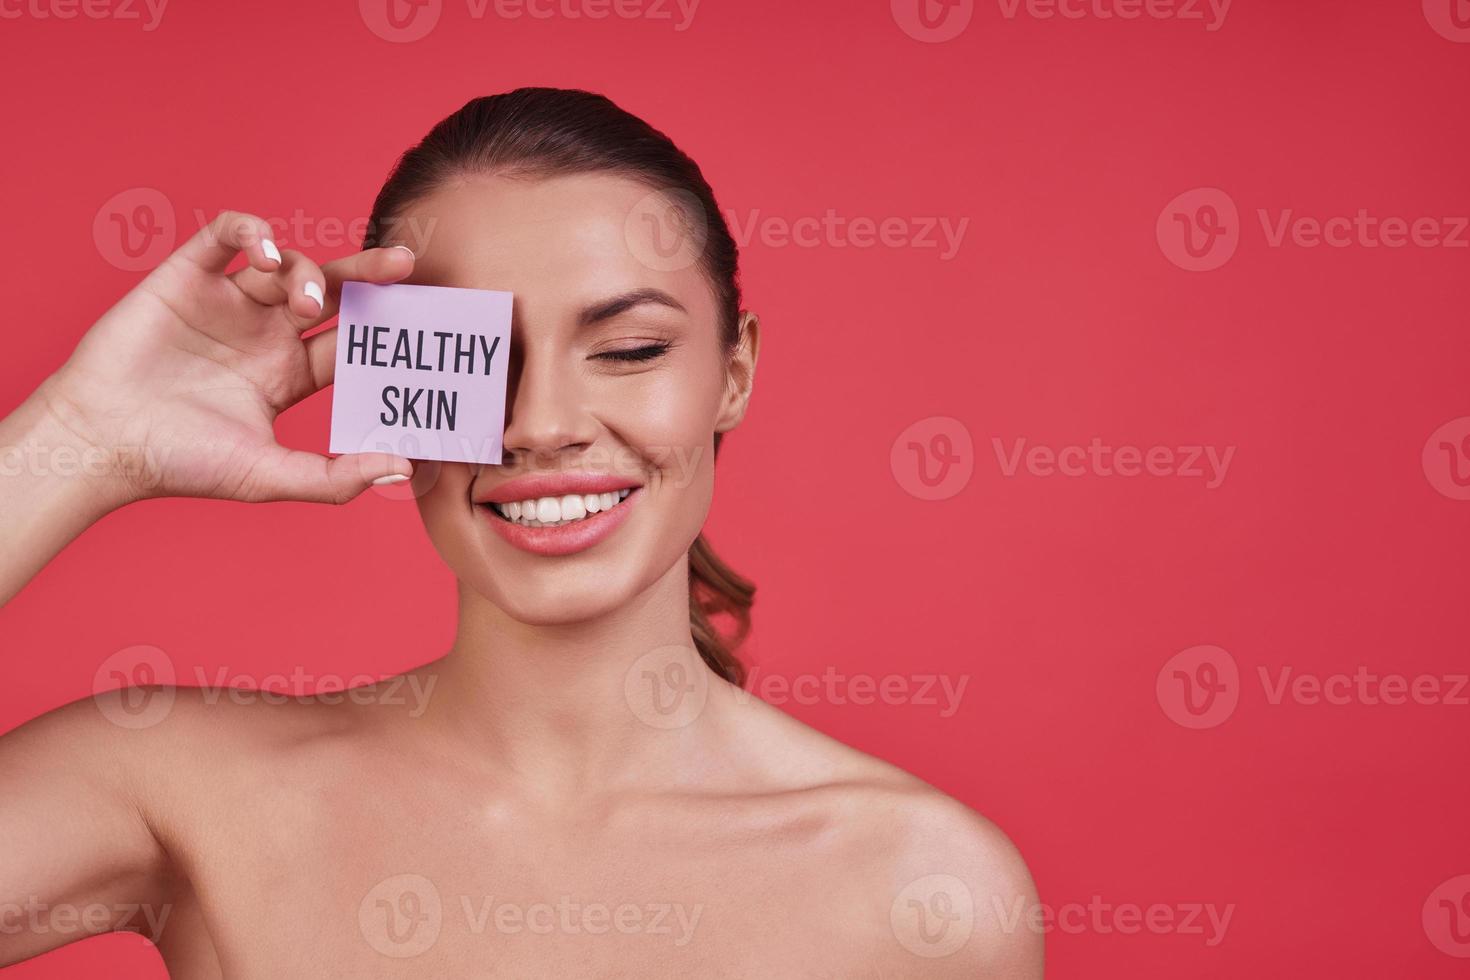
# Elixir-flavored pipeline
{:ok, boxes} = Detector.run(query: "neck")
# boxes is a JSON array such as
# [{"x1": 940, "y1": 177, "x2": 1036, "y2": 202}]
[{"x1": 417, "y1": 554, "x2": 732, "y2": 798}]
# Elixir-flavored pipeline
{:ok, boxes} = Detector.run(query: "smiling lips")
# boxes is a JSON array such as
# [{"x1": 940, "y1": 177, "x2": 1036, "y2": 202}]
[{"x1": 475, "y1": 473, "x2": 642, "y2": 556}]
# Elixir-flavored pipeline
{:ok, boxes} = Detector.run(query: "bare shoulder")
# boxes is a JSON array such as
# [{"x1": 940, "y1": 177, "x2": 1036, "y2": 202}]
[
  {"x1": 24, "y1": 677, "x2": 413, "y2": 825},
  {"x1": 728, "y1": 694, "x2": 1044, "y2": 977}
]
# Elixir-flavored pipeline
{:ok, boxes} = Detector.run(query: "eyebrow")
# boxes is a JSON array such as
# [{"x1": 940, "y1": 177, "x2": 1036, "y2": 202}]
[{"x1": 577, "y1": 288, "x2": 687, "y2": 327}]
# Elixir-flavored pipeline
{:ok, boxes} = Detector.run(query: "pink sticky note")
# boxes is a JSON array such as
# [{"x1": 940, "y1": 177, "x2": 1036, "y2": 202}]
[{"x1": 329, "y1": 281, "x2": 513, "y2": 465}]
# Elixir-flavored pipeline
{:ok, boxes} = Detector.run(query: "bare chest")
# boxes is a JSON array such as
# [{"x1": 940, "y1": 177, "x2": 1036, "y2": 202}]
[{"x1": 158, "y1": 786, "x2": 890, "y2": 978}]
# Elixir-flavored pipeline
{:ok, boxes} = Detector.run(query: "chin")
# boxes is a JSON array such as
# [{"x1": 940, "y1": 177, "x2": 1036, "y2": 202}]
[{"x1": 468, "y1": 562, "x2": 648, "y2": 626}]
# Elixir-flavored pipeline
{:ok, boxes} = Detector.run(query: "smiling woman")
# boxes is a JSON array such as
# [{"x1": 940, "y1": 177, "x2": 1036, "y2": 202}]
[{"x1": 0, "y1": 87, "x2": 1041, "y2": 977}]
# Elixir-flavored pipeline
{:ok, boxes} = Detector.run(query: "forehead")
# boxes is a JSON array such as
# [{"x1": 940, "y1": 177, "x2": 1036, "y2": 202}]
[{"x1": 395, "y1": 171, "x2": 716, "y2": 322}]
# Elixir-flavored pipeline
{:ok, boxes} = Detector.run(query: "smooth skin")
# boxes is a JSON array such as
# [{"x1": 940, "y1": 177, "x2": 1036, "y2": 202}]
[{"x1": 0, "y1": 176, "x2": 1043, "y2": 977}]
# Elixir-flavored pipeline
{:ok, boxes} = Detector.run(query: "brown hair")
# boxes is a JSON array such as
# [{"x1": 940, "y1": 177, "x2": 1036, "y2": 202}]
[{"x1": 363, "y1": 87, "x2": 753, "y2": 686}]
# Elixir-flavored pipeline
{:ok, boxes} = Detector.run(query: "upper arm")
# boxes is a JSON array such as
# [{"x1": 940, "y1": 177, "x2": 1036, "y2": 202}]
[
  {"x1": 883, "y1": 794, "x2": 1045, "y2": 978},
  {"x1": 0, "y1": 694, "x2": 175, "y2": 966}
]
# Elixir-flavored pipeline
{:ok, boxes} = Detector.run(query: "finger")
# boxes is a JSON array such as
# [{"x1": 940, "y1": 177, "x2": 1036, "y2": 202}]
[
  {"x1": 305, "y1": 326, "x2": 337, "y2": 390},
  {"x1": 231, "y1": 249, "x2": 328, "y2": 329},
  {"x1": 244, "y1": 448, "x2": 414, "y2": 505},
  {"x1": 168, "y1": 210, "x2": 282, "y2": 276},
  {"x1": 315, "y1": 245, "x2": 416, "y2": 321}
]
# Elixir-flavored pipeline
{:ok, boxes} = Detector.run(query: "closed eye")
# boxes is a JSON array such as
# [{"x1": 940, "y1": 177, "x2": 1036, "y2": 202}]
[{"x1": 593, "y1": 343, "x2": 671, "y2": 363}]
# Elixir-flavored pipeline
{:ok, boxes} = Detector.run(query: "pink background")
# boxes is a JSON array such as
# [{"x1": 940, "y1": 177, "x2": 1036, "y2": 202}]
[{"x1": 2, "y1": 0, "x2": 1469, "y2": 975}]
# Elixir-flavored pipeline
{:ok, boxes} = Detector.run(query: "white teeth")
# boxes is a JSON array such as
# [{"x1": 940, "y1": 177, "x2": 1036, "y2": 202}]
[
  {"x1": 561, "y1": 494, "x2": 586, "y2": 521},
  {"x1": 488, "y1": 489, "x2": 637, "y2": 527}
]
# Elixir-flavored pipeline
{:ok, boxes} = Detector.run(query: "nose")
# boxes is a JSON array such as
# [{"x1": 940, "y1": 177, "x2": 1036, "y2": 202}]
[{"x1": 500, "y1": 345, "x2": 597, "y2": 465}]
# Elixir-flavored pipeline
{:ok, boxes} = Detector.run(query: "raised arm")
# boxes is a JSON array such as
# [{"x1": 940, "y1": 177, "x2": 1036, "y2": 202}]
[{"x1": 0, "y1": 211, "x2": 418, "y2": 605}]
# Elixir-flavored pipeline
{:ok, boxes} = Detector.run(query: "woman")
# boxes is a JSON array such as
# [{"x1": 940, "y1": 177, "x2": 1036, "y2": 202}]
[{"x1": 0, "y1": 88, "x2": 1041, "y2": 977}]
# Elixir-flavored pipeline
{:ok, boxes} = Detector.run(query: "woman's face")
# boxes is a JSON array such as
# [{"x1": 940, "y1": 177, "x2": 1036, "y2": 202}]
[{"x1": 391, "y1": 172, "x2": 757, "y2": 626}]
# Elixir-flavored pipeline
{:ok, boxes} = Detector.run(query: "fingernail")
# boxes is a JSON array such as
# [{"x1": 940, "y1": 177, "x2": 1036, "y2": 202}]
[
  {"x1": 303, "y1": 281, "x2": 324, "y2": 310},
  {"x1": 372, "y1": 474, "x2": 410, "y2": 486},
  {"x1": 390, "y1": 244, "x2": 415, "y2": 259},
  {"x1": 261, "y1": 239, "x2": 282, "y2": 264}
]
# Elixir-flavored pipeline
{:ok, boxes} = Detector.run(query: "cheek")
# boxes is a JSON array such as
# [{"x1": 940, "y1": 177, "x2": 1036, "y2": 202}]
[
  {"x1": 604, "y1": 350, "x2": 728, "y2": 459},
  {"x1": 413, "y1": 463, "x2": 479, "y2": 559}
]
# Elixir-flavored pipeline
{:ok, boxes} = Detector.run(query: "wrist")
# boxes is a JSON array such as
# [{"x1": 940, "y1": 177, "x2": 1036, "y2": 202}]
[{"x1": 22, "y1": 374, "x2": 143, "y2": 514}]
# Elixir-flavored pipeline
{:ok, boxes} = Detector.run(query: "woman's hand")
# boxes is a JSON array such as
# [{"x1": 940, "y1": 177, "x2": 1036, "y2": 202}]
[{"x1": 38, "y1": 209, "x2": 416, "y2": 506}]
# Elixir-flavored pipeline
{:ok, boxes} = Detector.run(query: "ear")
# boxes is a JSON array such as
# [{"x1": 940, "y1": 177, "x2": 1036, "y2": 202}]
[{"x1": 715, "y1": 311, "x2": 761, "y2": 433}]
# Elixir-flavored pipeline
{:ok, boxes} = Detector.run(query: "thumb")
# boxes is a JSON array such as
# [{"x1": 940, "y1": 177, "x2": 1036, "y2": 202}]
[{"x1": 247, "y1": 448, "x2": 414, "y2": 504}]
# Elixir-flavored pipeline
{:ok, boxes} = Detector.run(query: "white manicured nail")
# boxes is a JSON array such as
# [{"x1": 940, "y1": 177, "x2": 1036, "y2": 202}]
[
  {"x1": 303, "y1": 281, "x2": 324, "y2": 310},
  {"x1": 261, "y1": 239, "x2": 282, "y2": 264},
  {"x1": 372, "y1": 474, "x2": 410, "y2": 485},
  {"x1": 390, "y1": 244, "x2": 415, "y2": 259}
]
